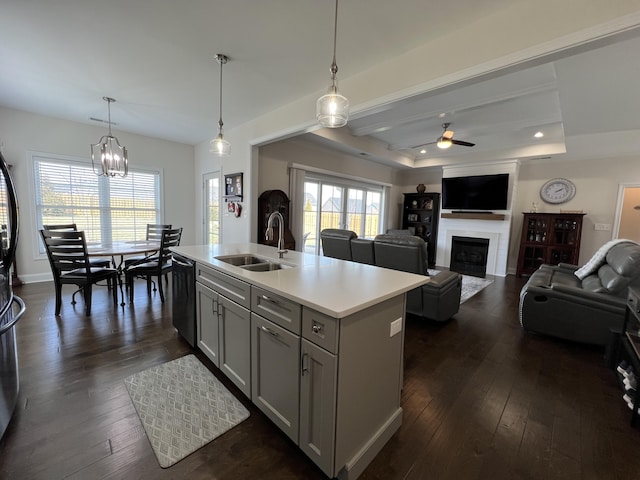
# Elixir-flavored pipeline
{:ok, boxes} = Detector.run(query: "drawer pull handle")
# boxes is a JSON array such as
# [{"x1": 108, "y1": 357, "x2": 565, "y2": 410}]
[
  {"x1": 260, "y1": 325, "x2": 279, "y2": 337},
  {"x1": 312, "y1": 323, "x2": 322, "y2": 334},
  {"x1": 261, "y1": 294, "x2": 280, "y2": 306}
]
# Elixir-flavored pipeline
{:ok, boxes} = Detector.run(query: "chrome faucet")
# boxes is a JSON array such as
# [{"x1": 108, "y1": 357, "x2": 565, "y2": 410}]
[{"x1": 266, "y1": 211, "x2": 288, "y2": 258}]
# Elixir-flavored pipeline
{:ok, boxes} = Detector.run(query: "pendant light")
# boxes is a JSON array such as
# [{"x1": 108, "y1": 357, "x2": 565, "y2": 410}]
[
  {"x1": 316, "y1": 0, "x2": 349, "y2": 128},
  {"x1": 210, "y1": 53, "x2": 231, "y2": 156},
  {"x1": 90, "y1": 97, "x2": 128, "y2": 177}
]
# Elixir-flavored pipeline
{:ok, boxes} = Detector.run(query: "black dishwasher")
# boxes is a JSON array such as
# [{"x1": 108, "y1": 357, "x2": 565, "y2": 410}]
[{"x1": 171, "y1": 253, "x2": 196, "y2": 347}]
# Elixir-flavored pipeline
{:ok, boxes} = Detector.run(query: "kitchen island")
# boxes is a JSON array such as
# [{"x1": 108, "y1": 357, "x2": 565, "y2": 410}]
[{"x1": 171, "y1": 243, "x2": 429, "y2": 479}]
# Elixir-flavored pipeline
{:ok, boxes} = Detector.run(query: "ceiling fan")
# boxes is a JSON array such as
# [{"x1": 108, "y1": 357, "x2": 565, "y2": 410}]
[{"x1": 413, "y1": 122, "x2": 476, "y2": 150}]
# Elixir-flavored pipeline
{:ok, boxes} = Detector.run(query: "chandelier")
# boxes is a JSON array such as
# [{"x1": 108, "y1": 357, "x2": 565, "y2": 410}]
[{"x1": 90, "y1": 97, "x2": 128, "y2": 177}]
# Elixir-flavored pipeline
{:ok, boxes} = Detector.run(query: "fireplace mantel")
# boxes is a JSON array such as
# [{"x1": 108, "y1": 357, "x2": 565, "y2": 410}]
[{"x1": 441, "y1": 213, "x2": 506, "y2": 221}]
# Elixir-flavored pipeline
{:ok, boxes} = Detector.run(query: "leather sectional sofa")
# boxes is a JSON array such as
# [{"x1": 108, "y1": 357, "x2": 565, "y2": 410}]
[
  {"x1": 320, "y1": 229, "x2": 462, "y2": 322},
  {"x1": 519, "y1": 239, "x2": 640, "y2": 345}
]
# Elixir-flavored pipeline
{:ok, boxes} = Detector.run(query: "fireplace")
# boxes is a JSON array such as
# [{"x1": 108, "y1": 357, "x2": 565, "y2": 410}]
[{"x1": 450, "y1": 236, "x2": 490, "y2": 278}]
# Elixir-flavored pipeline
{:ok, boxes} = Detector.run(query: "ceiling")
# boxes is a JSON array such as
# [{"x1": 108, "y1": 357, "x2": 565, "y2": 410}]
[
  {"x1": 299, "y1": 32, "x2": 640, "y2": 169},
  {"x1": 2, "y1": 1, "x2": 640, "y2": 170}
]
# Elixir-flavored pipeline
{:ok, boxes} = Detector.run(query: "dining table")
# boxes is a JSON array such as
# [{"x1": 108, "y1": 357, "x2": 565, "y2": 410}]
[{"x1": 87, "y1": 240, "x2": 161, "y2": 306}]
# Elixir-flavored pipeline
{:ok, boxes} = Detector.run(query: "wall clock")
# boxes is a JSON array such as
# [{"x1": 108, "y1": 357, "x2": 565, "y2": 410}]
[{"x1": 540, "y1": 178, "x2": 576, "y2": 204}]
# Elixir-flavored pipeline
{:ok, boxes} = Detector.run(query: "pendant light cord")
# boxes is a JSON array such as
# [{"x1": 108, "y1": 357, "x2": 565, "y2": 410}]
[
  {"x1": 330, "y1": 0, "x2": 339, "y2": 81},
  {"x1": 218, "y1": 58, "x2": 224, "y2": 130}
]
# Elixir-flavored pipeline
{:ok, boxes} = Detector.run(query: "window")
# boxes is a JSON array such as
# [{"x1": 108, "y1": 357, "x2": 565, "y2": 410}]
[
  {"x1": 302, "y1": 173, "x2": 385, "y2": 255},
  {"x1": 32, "y1": 153, "x2": 162, "y2": 253},
  {"x1": 203, "y1": 171, "x2": 221, "y2": 245}
]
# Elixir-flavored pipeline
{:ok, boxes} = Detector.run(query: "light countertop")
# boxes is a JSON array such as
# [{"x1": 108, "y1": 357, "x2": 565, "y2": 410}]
[{"x1": 171, "y1": 243, "x2": 429, "y2": 318}]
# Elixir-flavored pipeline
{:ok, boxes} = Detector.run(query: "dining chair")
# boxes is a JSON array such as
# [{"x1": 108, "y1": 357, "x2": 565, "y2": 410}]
[
  {"x1": 40, "y1": 229, "x2": 119, "y2": 316},
  {"x1": 43, "y1": 224, "x2": 112, "y2": 270},
  {"x1": 125, "y1": 227, "x2": 182, "y2": 303},
  {"x1": 123, "y1": 223, "x2": 173, "y2": 290}
]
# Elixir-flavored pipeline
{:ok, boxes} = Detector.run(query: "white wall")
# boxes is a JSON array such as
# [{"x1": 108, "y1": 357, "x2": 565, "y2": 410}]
[
  {"x1": 0, "y1": 107, "x2": 195, "y2": 283},
  {"x1": 510, "y1": 155, "x2": 640, "y2": 271}
]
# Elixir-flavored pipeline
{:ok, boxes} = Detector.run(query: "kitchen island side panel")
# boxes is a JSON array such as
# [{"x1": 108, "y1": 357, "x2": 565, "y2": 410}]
[{"x1": 334, "y1": 295, "x2": 405, "y2": 477}]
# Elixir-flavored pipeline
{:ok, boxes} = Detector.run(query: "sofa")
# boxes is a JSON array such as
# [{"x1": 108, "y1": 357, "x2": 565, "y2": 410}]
[
  {"x1": 519, "y1": 239, "x2": 640, "y2": 345},
  {"x1": 320, "y1": 229, "x2": 462, "y2": 322}
]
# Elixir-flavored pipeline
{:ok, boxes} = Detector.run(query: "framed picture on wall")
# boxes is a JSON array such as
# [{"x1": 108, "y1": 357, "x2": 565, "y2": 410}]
[{"x1": 224, "y1": 172, "x2": 243, "y2": 199}]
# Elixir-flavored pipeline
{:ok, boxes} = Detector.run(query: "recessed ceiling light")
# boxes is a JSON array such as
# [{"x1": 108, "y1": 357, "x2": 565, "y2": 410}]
[
  {"x1": 420, "y1": 149, "x2": 427, "y2": 154},
  {"x1": 534, "y1": 131, "x2": 544, "y2": 138}
]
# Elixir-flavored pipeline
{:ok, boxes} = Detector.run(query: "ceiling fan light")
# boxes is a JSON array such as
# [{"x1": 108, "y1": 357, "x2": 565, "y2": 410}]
[{"x1": 436, "y1": 137, "x2": 452, "y2": 149}]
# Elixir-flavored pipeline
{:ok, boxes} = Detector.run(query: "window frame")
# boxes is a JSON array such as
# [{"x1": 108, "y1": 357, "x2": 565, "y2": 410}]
[
  {"x1": 29, "y1": 151, "x2": 164, "y2": 258},
  {"x1": 302, "y1": 171, "x2": 386, "y2": 255}
]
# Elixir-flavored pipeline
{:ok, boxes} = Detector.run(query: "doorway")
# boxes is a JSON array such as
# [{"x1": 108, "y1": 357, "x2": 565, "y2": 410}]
[
  {"x1": 203, "y1": 171, "x2": 221, "y2": 245},
  {"x1": 614, "y1": 184, "x2": 640, "y2": 242}
]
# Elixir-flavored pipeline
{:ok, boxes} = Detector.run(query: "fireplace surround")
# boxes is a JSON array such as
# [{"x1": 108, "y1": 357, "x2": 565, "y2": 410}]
[{"x1": 450, "y1": 236, "x2": 490, "y2": 277}]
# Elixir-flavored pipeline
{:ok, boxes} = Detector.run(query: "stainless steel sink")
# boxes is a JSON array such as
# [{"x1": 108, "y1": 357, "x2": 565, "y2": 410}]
[
  {"x1": 215, "y1": 254, "x2": 267, "y2": 266},
  {"x1": 240, "y1": 262, "x2": 292, "y2": 272},
  {"x1": 215, "y1": 253, "x2": 295, "y2": 272}
]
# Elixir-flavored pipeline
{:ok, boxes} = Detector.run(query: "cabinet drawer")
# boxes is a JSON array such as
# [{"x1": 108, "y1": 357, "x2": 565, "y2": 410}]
[
  {"x1": 197, "y1": 263, "x2": 250, "y2": 308},
  {"x1": 251, "y1": 286, "x2": 301, "y2": 334},
  {"x1": 302, "y1": 307, "x2": 338, "y2": 354}
]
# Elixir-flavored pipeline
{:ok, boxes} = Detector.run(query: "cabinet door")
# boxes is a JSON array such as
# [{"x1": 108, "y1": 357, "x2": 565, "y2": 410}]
[
  {"x1": 196, "y1": 282, "x2": 219, "y2": 367},
  {"x1": 299, "y1": 338, "x2": 337, "y2": 478},
  {"x1": 251, "y1": 313, "x2": 300, "y2": 443},
  {"x1": 219, "y1": 295, "x2": 251, "y2": 397}
]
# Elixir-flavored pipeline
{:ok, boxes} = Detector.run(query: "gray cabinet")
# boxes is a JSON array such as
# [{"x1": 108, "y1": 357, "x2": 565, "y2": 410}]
[
  {"x1": 250, "y1": 286, "x2": 302, "y2": 443},
  {"x1": 219, "y1": 295, "x2": 251, "y2": 397},
  {"x1": 251, "y1": 313, "x2": 300, "y2": 442},
  {"x1": 193, "y1": 260, "x2": 406, "y2": 480},
  {"x1": 196, "y1": 264, "x2": 251, "y2": 397},
  {"x1": 299, "y1": 337, "x2": 337, "y2": 475},
  {"x1": 196, "y1": 282, "x2": 219, "y2": 367}
]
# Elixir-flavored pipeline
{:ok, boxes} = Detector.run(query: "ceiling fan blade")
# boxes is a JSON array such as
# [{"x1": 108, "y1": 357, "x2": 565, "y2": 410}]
[
  {"x1": 410, "y1": 141, "x2": 436, "y2": 149},
  {"x1": 451, "y1": 139, "x2": 475, "y2": 147}
]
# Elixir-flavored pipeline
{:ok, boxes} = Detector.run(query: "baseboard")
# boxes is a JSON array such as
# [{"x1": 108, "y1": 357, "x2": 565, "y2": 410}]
[{"x1": 17, "y1": 273, "x2": 53, "y2": 284}]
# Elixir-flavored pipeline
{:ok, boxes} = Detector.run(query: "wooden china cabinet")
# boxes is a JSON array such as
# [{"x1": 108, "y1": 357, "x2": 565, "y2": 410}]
[
  {"x1": 516, "y1": 212, "x2": 586, "y2": 277},
  {"x1": 257, "y1": 189, "x2": 295, "y2": 250}
]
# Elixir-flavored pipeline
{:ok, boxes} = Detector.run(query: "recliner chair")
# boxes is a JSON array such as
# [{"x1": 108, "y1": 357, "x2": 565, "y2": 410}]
[
  {"x1": 519, "y1": 239, "x2": 640, "y2": 345},
  {"x1": 320, "y1": 229, "x2": 356, "y2": 260},
  {"x1": 319, "y1": 229, "x2": 462, "y2": 322},
  {"x1": 374, "y1": 234, "x2": 462, "y2": 322}
]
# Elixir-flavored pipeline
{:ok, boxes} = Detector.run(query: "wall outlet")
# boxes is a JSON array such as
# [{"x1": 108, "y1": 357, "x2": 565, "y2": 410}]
[
  {"x1": 390, "y1": 317, "x2": 402, "y2": 337},
  {"x1": 594, "y1": 223, "x2": 611, "y2": 231}
]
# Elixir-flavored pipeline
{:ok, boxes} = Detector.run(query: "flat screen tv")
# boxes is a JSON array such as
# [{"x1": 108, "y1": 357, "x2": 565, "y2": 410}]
[{"x1": 441, "y1": 173, "x2": 509, "y2": 211}]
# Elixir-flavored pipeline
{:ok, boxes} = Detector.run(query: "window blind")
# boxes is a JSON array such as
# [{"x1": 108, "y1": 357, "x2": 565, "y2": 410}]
[{"x1": 33, "y1": 154, "x2": 161, "y2": 252}]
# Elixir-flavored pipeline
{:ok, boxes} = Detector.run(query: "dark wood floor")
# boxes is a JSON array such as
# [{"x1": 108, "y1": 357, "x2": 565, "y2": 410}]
[{"x1": 1, "y1": 275, "x2": 639, "y2": 479}]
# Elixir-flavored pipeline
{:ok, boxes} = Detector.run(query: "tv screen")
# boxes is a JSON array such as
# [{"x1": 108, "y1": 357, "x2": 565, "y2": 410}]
[{"x1": 441, "y1": 173, "x2": 509, "y2": 211}]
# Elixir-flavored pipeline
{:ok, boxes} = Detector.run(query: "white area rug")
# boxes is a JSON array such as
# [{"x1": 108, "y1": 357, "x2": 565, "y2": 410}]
[
  {"x1": 429, "y1": 270, "x2": 494, "y2": 304},
  {"x1": 124, "y1": 354, "x2": 249, "y2": 468}
]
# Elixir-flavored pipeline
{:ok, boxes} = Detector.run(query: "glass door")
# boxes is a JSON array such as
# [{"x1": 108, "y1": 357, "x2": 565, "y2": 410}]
[
  {"x1": 203, "y1": 172, "x2": 220, "y2": 245},
  {"x1": 303, "y1": 179, "x2": 383, "y2": 255}
]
